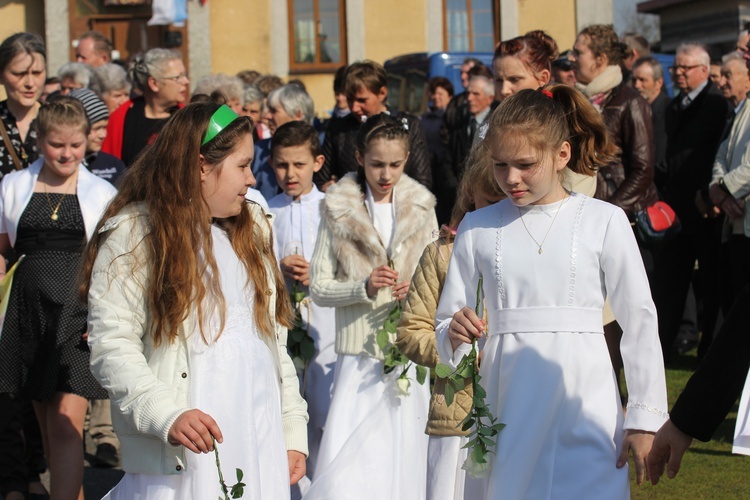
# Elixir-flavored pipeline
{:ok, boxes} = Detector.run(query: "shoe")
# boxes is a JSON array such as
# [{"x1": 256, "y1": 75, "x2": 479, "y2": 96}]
[{"x1": 95, "y1": 443, "x2": 119, "y2": 468}]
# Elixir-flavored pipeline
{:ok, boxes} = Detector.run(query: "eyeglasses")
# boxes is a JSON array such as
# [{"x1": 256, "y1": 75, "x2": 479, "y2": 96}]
[
  {"x1": 161, "y1": 72, "x2": 189, "y2": 83},
  {"x1": 668, "y1": 65, "x2": 703, "y2": 74}
]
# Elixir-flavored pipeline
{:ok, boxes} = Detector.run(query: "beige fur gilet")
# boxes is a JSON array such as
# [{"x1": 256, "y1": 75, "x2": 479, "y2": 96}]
[{"x1": 310, "y1": 173, "x2": 438, "y2": 358}]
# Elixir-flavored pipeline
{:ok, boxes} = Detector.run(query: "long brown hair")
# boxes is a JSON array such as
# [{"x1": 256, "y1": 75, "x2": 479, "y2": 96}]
[
  {"x1": 80, "y1": 100, "x2": 292, "y2": 345},
  {"x1": 486, "y1": 86, "x2": 618, "y2": 176}
]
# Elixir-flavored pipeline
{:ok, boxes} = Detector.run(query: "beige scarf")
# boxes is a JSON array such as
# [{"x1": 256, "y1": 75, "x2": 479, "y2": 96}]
[{"x1": 575, "y1": 65, "x2": 623, "y2": 111}]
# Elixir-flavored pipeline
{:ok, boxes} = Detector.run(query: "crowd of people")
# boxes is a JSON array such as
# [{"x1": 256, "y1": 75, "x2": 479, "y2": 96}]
[{"x1": 0, "y1": 21, "x2": 748, "y2": 500}]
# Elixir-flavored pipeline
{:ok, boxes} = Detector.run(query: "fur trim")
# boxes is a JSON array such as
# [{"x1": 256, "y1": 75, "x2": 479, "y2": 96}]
[{"x1": 321, "y1": 173, "x2": 437, "y2": 281}]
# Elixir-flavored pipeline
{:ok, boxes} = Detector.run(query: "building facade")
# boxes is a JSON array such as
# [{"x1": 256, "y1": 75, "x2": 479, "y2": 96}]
[{"x1": 1, "y1": 0, "x2": 613, "y2": 115}]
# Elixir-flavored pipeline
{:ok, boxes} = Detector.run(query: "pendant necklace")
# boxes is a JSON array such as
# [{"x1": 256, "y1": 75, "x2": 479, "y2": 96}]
[
  {"x1": 42, "y1": 167, "x2": 75, "y2": 221},
  {"x1": 518, "y1": 194, "x2": 570, "y2": 255}
]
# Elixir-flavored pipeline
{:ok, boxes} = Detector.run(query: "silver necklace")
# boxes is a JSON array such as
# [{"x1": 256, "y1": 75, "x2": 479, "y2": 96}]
[{"x1": 518, "y1": 195, "x2": 570, "y2": 255}]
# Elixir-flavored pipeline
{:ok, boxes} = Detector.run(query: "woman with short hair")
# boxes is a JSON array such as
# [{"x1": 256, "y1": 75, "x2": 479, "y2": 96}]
[
  {"x1": 101, "y1": 48, "x2": 189, "y2": 166},
  {"x1": 94, "y1": 63, "x2": 132, "y2": 113}
]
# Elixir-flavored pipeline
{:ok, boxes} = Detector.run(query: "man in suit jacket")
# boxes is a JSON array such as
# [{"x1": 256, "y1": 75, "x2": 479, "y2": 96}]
[
  {"x1": 435, "y1": 74, "x2": 495, "y2": 224},
  {"x1": 708, "y1": 52, "x2": 750, "y2": 302},
  {"x1": 647, "y1": 283, "x2": 750, "y2": 484},
  {"x1": 632, "y1": 57, "x2": 670, "y2": 174},
  {"x1": 651, "y1": 43, "x2": 730, "y2": 361}
]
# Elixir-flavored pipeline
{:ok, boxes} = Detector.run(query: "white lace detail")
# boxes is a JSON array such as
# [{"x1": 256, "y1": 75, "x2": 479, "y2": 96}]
[
  {"x1": 190, "y1": 293, "x2": 258, "y2": 352},
  {"x1": 495, "y1": 210, "x2": 506, "y2": 302},
  {"x1": 568, "y1": 195, "x2": 587, "y2": 306},
  {"x1": 626, "y1": 401, "x2": 669, "y2": 419}
]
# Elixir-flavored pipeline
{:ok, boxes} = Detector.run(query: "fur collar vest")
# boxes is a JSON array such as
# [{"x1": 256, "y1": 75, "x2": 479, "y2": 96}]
[{"x1": 321, "y1": 173, "x2": 437, "y2": 281}]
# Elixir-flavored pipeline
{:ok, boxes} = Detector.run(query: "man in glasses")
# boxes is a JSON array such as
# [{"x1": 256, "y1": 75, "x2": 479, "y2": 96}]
[{"x1": 651, "y1": 43, "x2": 730, "y2": 362}]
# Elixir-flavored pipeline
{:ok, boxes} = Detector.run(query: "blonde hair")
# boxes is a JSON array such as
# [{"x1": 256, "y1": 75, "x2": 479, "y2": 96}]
[
  {"x1": 448, "y1": 142, "x2": 505, "y2": 235},
  {"x1": 36, "y1": 96, "x2": 90, "y2": 137},
  {"x1": 486, "y1": 86, "x2": 617, "y2": 176}
]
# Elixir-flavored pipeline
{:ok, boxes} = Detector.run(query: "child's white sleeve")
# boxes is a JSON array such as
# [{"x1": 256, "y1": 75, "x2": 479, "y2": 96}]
[
  {"x1": 435, "y1": 216, "x2": 480, "y2": 368},
  {"x1": 87, "y1": 221, "x2": 188, "y2": 444},
  {"x1": 601, "y1": 208, "x2": 669, "y2": 432}
]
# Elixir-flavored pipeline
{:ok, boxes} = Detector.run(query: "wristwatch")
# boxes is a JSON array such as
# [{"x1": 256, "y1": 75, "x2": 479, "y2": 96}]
[{"x1": 718, "y1": 177, "x2": 732, "y2": 195}]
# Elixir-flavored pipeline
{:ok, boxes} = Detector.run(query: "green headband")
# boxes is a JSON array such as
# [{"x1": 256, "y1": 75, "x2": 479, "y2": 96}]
[{"x1": 201, "y1": 105, "x2": 239, "y2": 146}]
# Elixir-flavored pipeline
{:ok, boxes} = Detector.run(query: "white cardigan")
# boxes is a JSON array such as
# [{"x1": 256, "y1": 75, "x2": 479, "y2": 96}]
[
  {"x1": 88, "y1": 203, "x2": 309, "y2": 475},
  {"x1": 0, "y1": 158, "x2": 117, "y2": 245}
]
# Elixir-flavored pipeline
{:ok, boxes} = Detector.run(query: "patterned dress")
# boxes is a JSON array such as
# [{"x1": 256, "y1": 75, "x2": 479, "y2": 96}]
[
  {"x1": 0, "y1": 100, "x2": 38, "y2": 176},
  {"x1": 0, "y1": 193, "x2": 106, "y2": 400}
]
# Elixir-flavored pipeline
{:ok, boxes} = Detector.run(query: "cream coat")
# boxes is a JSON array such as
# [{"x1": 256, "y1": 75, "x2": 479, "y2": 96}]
[
  {"x1": 87, "y1": 202, "x2": 308, "y2": 475},
  {"x1": 712, "y1": 98, "x2": 750, "y2": 237},
  {"x1": 310, "y1": 173, "x2": 438, "y2": 358}
]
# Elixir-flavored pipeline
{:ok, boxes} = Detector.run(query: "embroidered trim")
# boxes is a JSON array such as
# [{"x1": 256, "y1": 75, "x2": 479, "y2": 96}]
[
  {"x1": 495, "y1": 208, "x2": 506, "y2": 302},
  {"x1": 626, "y1": 401, "x2": 669, "y2": 420},
  {"x1": 568, "y1": 195, "x2": 587, "y2": 306}
]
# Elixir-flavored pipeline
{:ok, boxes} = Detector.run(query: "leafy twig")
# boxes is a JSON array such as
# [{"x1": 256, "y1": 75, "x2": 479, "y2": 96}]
[
  {"x1": 213, "y1": 436, "x2": 246, "y2": 499},
  {"x1": 375, "y1": 259, "x2": 428, "y2": 397},
  {"x1": 434, "y1": 277, "x2": 505, "y2": 477},
  {"x1": 287, "y1": 280, "x2": 316, "y2": 388}
]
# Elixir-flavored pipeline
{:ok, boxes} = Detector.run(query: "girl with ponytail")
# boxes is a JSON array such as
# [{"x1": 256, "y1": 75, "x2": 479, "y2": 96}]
[{"x1": 435, "y1": 86, "x2": 668, "y2": 499}]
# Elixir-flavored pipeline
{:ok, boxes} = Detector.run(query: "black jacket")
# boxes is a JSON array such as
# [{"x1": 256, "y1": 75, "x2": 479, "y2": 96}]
[
  {"x1": 651, "y1": 91, "x2": 670, "y2": 176},
  {"x1": 670, "y1": 283, "x2": 750, "y2": 441},
  {"x1": 315, "y1": 108, "x2": 431, "y2": 190},
  {"x1": 660, "y1": 80, "x2": 729, "y2": 234}
]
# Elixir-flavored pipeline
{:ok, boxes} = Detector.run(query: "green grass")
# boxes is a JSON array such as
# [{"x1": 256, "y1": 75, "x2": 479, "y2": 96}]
[{"x1": 628, "y1": 352, "x2": 750, "y2": 499}]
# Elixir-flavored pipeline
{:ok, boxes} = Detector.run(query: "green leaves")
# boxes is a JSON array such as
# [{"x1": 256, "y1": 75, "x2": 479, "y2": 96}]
[
  {"x1": 375, "y1": 295, "x2": 429, "y2": 394},
  {"x1": 213, "y1": 437, "x2": 245, "y2": 499},
  {"x1": 435, "y1": 363, "x2": 453, "y2": 378},
  {"x1": 440, "y1": 276, "x2": 505, "y2": 479},
  {"x1": 286, "y1": 280, "x2": 317, "y2": 371}
]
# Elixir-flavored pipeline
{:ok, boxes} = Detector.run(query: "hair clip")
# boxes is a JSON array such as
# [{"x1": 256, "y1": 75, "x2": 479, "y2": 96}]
[
  {"x1": 202, "y1": 104, "x2": 239, "y2": 146},
  {"x1": 540, "y1": 89, "x2": 553, "y2": 99},
  {"x1": 401, "y1": 117, "x2": 409, "y2": 131},
  {"x1": 440, "y1": 224, "x2": 457, "y2": 236}
]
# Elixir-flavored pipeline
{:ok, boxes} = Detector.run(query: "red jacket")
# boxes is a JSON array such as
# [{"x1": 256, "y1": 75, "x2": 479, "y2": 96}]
[
  {"x1": 101, "y1": 98, "x2": 184, "y2": 159},
  {"x1": 101, "y1": 99, "x2": 133, "y2": 159}
]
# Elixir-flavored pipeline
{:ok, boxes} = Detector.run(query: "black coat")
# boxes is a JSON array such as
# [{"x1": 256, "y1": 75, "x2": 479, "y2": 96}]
[
  {"x1": 651, "y1": 91, "x2": 670, "y2": 177},
  {"x1": 315, "y1": 108, "x2": 431, "y2": 190},
  {"x1": 660, "y1": 80, "x2": 729, "y2": 234},
  {"x1": 670, "y1": 283, "x2": 750, "y2": 441}
]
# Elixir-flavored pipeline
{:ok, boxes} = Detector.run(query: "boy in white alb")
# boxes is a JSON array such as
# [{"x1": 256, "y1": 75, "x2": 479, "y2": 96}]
[{"x1": 267, "y1": 121, "x2": 336, "y2": 482}]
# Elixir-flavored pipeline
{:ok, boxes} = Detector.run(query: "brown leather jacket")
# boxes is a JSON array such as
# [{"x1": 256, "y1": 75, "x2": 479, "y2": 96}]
[{"x1": 595, "y1": 82, "x2": 659, "y2": 216}]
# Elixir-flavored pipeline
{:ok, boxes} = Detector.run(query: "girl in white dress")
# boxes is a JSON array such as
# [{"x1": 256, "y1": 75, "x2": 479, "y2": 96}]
[
  {"x1": 436, "y1": 86, "x2": 669, "y2": 499},
  {"x1": 305, "y1": 114, "x2": 438, "y2": 499},
  {"x1": 81, "y1": 99, "x2": 308, "y2": 499}
]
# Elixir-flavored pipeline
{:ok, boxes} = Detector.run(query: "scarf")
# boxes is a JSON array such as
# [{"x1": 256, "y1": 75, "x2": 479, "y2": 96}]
[{"x1": 576, "y1": 65, "x2": 623, "y2": 112}]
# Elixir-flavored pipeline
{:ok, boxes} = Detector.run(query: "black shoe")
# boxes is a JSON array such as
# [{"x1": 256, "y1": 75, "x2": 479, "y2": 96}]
[{"x1": 95, "y1": 443, "x2": 119, "y2": 468}]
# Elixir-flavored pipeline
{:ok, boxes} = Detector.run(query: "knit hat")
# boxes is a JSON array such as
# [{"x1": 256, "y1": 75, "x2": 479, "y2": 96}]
[{"x1": 69, "y1": 88, "x2": 109, "y2": 125}]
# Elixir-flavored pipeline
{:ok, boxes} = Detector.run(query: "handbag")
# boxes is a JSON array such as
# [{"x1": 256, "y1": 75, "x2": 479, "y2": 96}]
[
  {"x1": 0, "y1": 255, "x2": 25, "y2": 341},
  {"x1": 634, "y1": 201, "x2": 681, "y2": 243},
  {"x1": 0, "y1": 120, "x2": 24, "y2": 171}
]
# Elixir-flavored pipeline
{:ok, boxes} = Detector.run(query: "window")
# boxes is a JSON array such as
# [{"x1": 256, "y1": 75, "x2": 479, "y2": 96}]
[
  {"x1": 288, "y1": 0, "x2": 347, "y2": 72},
  {"x1": 444, "y1": 0, "x2": 499, "y2": 52}
]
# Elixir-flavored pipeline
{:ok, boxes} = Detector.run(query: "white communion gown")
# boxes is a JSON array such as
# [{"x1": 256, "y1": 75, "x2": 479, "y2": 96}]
[
  {"x1": 436, "y1": 194, "x2": 668, "y2": 500},
  {"x1": 304, "y1": 195, "x2": 430, "y2": 500},
  {"x1": 104, "y1": 225, "x2": 290, "y2": 500}
]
